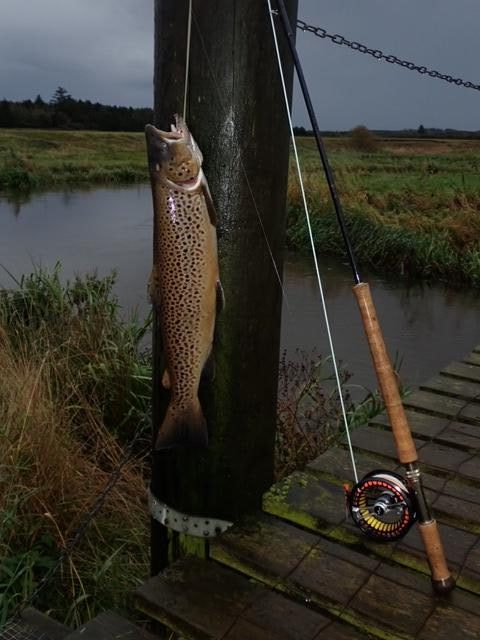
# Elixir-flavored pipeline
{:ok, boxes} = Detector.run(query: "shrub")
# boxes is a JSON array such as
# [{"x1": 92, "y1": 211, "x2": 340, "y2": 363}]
[{"x1": 350, "y1": 125, "x2": 380, "y2": 153}]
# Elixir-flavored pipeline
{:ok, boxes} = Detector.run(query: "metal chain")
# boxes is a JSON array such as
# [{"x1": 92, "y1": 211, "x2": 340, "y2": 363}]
[{"x1": 296, "y1": 18, "x2": 480, "y2": 92}]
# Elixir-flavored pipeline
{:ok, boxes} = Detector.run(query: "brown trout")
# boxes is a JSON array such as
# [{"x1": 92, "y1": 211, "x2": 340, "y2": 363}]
[{"x1": 145, "y1": 115, "x2": 222, "y2": 449}]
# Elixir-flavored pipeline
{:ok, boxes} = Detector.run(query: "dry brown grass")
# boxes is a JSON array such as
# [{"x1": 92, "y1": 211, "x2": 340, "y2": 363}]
[{"x1": 0, "y1": 270, "x2": 150, "y2": 626}]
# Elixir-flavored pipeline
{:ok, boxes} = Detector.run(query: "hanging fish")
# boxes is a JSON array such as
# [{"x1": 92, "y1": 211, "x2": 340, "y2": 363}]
[{"x1": 145, "y1": 115, "x2": 223, "y2": 449}]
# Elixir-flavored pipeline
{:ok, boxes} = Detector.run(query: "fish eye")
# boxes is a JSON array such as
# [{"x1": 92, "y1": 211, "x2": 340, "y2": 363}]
[{"x1": 159, "y1": 142, "x2": 168, "y2": 151}]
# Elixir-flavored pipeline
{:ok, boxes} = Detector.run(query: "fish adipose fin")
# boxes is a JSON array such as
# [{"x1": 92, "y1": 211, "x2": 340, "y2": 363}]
[{"x1": 155, "y1": 399, "x2": 208, "y2": 449}]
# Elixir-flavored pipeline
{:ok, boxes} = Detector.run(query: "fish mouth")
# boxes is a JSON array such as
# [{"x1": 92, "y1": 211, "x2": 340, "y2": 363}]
[
  {"x1": 147, "y1": 114, "x2": 189, "y2": 143},
  {"x1": 176, "y1": 175, "x2": 199, "y2": 187}
]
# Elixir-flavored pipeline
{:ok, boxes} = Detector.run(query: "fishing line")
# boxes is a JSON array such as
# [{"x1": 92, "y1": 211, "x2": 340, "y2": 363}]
[
  {"x1": 190, "y1": 8, "x2": 292, "y2": 317},
  {"x1": 182, "y1": 0, "x2": 193, "y2": 121},
  {"x1": 267, "y1": 0, "x2": 358, "y2": 483}
]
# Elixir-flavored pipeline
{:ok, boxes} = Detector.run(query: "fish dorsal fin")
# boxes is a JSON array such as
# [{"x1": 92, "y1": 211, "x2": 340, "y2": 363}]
[{"x1": 200, "y1": 170, "x2": 217, "y2": 225}]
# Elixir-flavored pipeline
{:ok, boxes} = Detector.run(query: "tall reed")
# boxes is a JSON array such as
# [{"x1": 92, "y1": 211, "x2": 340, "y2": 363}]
[{"x1": 0, "y1": 267, "x2": 151, "y2": 626}]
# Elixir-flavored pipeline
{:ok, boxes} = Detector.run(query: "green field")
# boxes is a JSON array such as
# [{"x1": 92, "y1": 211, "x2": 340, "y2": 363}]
[
  {"x1": 0, "y1": 129, "x2": 147, "y2": 190},
  {"x1": 1, "y1": 129, "x2": 480, "y2": 284},
  {"x1": 288, "y1": 137, "x2": 480, "y2": 285}
]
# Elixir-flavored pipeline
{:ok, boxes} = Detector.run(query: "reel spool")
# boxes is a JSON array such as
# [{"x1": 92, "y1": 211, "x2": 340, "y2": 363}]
[{"x1": 347, "y1": 470, "x2": 417, "y2": 541}]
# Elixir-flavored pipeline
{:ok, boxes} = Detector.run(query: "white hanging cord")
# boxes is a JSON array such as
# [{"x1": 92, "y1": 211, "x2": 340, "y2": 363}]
[
  {"x1": 267, "y1": 0, "x2": 358, "y2": 483},
  {"x1": 183, "y1": 0, "x2": 193, "y2": 120},
  {"x1": 190, "y1": 9, "x2": 292, "y2": 316}
]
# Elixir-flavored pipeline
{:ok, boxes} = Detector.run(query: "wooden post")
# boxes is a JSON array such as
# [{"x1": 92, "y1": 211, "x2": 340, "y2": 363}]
[{"x1": 150, "y1": 0, "x2": 298, "y2": 574}]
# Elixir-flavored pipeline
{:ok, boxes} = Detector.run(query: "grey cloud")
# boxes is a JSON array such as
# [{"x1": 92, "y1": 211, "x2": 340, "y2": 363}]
[{"x1": 0, "y1": 0, "x2": 478, "y2": 127}]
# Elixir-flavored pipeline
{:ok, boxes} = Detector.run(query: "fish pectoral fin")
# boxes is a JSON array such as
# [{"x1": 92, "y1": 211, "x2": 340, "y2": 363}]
[
  {"x1": 201, "y1": 171, "x2": 217, "y2": 225},
  {"x1": 148, "y1": 268, "x2": 161, "y2": 306},
  {"x1": 201, "y1": 349, "x2": 215, "y2": 384},
  {"x1": 155, "y1": 399, "x2": 208, "y2": 449},
  {"x1": 162, "y1": 369, "x2": 171, "y2": 389},
  {"x1": 216, "y1": 281, "x2": 225, "y2": 314}
]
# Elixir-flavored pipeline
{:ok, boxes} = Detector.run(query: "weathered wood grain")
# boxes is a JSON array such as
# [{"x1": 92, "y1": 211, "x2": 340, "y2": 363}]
[
  {"x1": 421, "y1": 375, "x2": 480, "y2": 403},
  {"x1": 403, "y1": 389, "x2": 468, "y2": 420},
  {"x1": 65, "y1": 612, "x2": 157, "y2": 640},
  {"x1": 464, "y1": 351, "x2": 480, "y2": 366},
  {"x1": 348, "y1": 425, "x2": 426, "y2": 460},
  {"x1": 136, "y1": 556, "x2": 337, "y2": 640},
  {"x1": 370, "y1": 410, "x2": 480, "y2": 450},
  {"x1": 417, "y1": 605, "x2": 480, "y2": 639},
  {"x1": 442, "y1": 361, "x2": 480, "y2": 383},
  {"x1": 21, "y1": 608, "x2": 70, "y2": 640}
]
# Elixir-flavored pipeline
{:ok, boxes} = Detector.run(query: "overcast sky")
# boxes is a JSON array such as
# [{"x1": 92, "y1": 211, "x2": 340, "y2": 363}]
[{"x1": 1, "y1": 0, "x2": 479, "y2": 130}]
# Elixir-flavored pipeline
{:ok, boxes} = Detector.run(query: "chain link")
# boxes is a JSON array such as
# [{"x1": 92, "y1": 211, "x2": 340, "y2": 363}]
[{"x1": 296, "y1": 18, "x2": 480, "y2": 92}]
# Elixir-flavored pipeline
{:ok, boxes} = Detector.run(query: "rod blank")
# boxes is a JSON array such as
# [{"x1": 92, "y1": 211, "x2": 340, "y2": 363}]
[{"x1": 274, "y1": 0, "x2": 454, "y2": 593}]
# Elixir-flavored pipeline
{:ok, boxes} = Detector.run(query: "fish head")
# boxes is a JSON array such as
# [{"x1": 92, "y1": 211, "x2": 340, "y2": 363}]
[{"x1": 145, "y1": 115, "x2": 203, "y2": 187}]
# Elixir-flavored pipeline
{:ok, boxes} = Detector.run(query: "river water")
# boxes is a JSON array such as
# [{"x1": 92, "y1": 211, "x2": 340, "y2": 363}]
[{"x1": 1, "y1": 185, "x2": 479, "y2": 393}]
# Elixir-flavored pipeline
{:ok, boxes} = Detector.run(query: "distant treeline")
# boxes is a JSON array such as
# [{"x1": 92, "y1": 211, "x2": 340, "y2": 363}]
[
  {"x1": 0, "y1": 87, "x2": 153, "y2": 131},
  {"x1": 293, "y1": 125, "x2": 480, "y2": 139}
]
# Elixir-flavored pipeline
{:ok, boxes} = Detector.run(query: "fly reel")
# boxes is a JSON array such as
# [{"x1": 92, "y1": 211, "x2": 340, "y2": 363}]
[{"x1": 347, "y1": 470, "x2": 417, "y2": 541}]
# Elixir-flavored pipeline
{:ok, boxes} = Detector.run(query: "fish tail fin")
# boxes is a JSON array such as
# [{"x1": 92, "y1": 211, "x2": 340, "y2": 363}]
[{"x1": 155, "y1": 399, "x2": 208, "y2": 450}]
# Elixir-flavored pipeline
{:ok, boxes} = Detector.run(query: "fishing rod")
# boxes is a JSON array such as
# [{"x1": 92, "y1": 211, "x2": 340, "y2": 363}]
[{"x1": 273, "y1": 0, "x2": 455, "y2": 594}]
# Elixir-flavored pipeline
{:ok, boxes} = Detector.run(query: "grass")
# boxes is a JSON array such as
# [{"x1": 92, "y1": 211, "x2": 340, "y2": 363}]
[
  {"x1": 287, "y1": 137, "x2": 480, "y2": 285},
  {"x1": 2, "y1": 129, "x2": 480, "y2": 283},
  {"x1": 0, "y1": 129, "x2": 147, "y2": 190},
  {"x1": 0, "y1": 266, "x2": 152, "y2": 627}
]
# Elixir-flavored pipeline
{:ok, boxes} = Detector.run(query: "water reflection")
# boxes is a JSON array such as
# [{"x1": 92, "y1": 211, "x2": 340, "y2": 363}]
[
  {"x1": 0, "y1": 185, "x2": 479, "y2": 393},
  {"x1": 282, "y1": 252, "x2": 480, "y2": 392}
]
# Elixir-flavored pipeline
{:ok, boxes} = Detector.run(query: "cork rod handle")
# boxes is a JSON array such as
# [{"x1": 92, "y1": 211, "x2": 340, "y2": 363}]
[{"x1": 353, "y1": 282, "x2": 418, "y2": 464}]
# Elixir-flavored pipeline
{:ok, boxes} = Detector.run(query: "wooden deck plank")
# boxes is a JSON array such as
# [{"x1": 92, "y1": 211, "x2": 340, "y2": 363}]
[
  {"x1": 349, "y1": 574, "x2": 433, "y2": 637},
  {"x1": 370, "y1": 410, "x2": 447, "y2": 439},
  {"x1": 460, "y1": 542, "x2": 480, "y2": 594},
  {"x1": 263, "y1": 468, "x2": 480, "y2": 590},
  {"x1": 403, "y1": 390, "x2": 480, "y2": 425},
  {"x1": 397, "y1": 519, "x2": 478, "y2": 573},
  {"x1": 232, "y1": 591, "x2": 331, "y2": 640},
  {"x1": 211, "y1": 513, "x2": 435, "y2": 639},
  {"x1": 211, "y1": 512, "x2": 480, "y2": 638},
  {"x1": 421, "y1": 375, "x2": 480, "y2": 403},
  {"x1": 415, "y1": 441, "x2": 473, "y2": 473},
  {"x1": 463, "y1": 352, "x2": 480, "y2": 366},
  {"x1": 417, "y1": 606, "x2": 480, "y2": 640},
  {"x1": 207, "y1": 513, "x2": 320, "y2": 582},
  {"x1": 370, "y1": 410, "x2": 480, "y2": 450},
  {"x1": 64, "y1": 612, "x2": 157, "y2": 640},
  {"x1": 136, "y1": 558, "x2": 261, "y2": 639},
  {"x1": 348, "y1": 425, "x2": 427, "y2": 460},
  {"x1": 442, "y1": 361, "x2": 480, "y2": 383},
  {"x1": 458, "y1": 454, "x2": 480, "y2": 481},
  {"x1": 403, "y1": 389, "x2": 468, "y2": 420},
  {"x1": 136, "y1": 556, "x2": 345, "y2": 640},
  {"x1": 21, "y1": 608, "x2": 70, "y2": 640}
]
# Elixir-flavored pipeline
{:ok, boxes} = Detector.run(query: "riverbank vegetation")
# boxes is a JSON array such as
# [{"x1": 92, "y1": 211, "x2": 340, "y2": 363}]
[
  {"x1": 0, "y1": 129, "x2": 147, "y2": 190},
  {"x1": 0, "y1": 266, "x2": 361, "y2": 626},
  {"x1": 0, "y1": 268, "x2": 151, "y2": 626},
  {"x1": 1, "y1": 129, "x2": 480, "y2": 284},
  {"x1": 286, "y1": 136, "x2": 480, "y2": 286}
]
